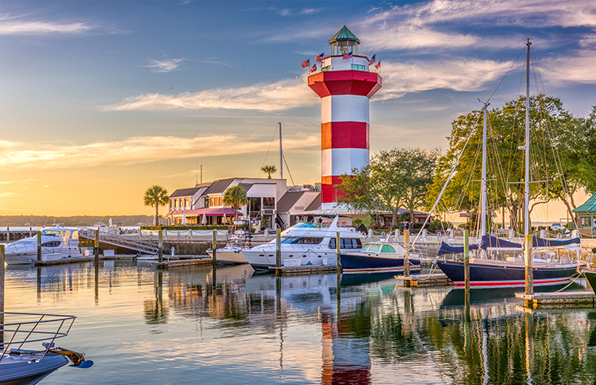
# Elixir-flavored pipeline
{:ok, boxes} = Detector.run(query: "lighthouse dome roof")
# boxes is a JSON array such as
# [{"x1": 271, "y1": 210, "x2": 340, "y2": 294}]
[{"x1": 329, "y1": 25, "x2": 360, "y2": 44}]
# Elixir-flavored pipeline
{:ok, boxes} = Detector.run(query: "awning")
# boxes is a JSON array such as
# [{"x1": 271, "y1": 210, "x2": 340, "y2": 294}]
[{"x1": 171, "y1": 207, "x2": 243, "y2": 217}]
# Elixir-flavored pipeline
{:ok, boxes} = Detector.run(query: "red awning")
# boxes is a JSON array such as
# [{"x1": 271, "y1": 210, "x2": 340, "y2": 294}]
[{"x1": 170, "y1": 207, "x2": 242, "y2": 217}]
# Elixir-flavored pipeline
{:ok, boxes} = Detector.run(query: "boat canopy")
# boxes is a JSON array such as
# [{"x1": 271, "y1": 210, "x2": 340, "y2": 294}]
[
  {"x1": 437, "y1": 235, "x2": 581, "y2": 255},
  {"x1": 437, "y1": 242, "x2": 479, "y2": 256}
]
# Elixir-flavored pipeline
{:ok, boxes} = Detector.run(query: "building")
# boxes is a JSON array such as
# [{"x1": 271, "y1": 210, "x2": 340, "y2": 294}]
[
  {"x1": 573, "y1": 193, "x2": 596, "y2": 235},
  {"x1": 166, "y1": 178, "x2": 287, "y2": 228},
  {"x1": 307, "y1": 25, "x2": 382, "y2": 210}
]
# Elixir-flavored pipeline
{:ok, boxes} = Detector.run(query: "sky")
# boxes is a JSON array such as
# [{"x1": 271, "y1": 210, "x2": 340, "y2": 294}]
[{"x1": 1, "y1": 0, "x2": 595, "y2": 220}]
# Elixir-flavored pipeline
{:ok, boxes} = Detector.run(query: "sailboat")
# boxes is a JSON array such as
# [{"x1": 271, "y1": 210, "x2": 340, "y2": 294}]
[{"x1": 435, "y1": 40, "x2": 581, "y2": 288}]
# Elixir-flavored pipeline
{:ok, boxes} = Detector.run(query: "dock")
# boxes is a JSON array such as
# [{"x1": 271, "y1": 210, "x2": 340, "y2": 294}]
[
  {"x1": 515, "y1": 291, "x2": 596, "y2": 309},
  {"x1": 395, "y1": 273, "x2": 453, "y2": 288},
  {"x1": 269, "y1": 265, "x2": 337, "y2": 276},
  {"x1": 155, "y1": 256, "x2": 213, "y2": 269},
  {"x1": 34, "y1": 255, "x2": 134, "y2": 266}
]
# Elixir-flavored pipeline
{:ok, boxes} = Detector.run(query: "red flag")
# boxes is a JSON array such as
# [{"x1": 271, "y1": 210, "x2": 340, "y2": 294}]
[
  {"x1": 301, "y1": 59, "x2": 310, "y2": 68},
  {"x1": 342, "y1": 51, "x2": 352, "y2": 60},
  {"x1": 309, "y1": 63, "x2": 317, "y2": 73}
]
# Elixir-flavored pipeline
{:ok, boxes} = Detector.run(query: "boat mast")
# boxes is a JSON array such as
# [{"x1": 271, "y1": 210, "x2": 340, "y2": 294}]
[
  {"x1": 524, "y1": 39, "x2": 531, "y2": 236},
  {"x1": 279, "y1": 122, "x2": 283, "y2": 180},
  {"x1": 481, "y1": 102, "x2": 489, "y2": 237}
]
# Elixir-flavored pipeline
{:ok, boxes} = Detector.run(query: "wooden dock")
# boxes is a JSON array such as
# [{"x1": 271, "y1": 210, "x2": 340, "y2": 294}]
[
  {"x1": 515, "y1": 291, "x2": 596, "y2": 309},
  {"x1": 269, "y1": 265, "x2": 337, "y2": 276},
  {"x1": 395, "y1": 273, "x2": 453, "y2": 288},
  {"x1": 155, "y1": 257, "x2": 213, "y2": 269},
  {"x1": 34, "y1": 255, "x2": 134, "y2": 266}
]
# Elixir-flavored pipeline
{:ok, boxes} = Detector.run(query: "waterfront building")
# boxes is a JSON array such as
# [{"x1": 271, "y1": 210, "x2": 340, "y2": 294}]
[
  {"x1": 573, "y1": 193, "x2": 596, "y2": 235},
  {"x1": 308, "y1": 25, "x2": 382, "y2": 210}
]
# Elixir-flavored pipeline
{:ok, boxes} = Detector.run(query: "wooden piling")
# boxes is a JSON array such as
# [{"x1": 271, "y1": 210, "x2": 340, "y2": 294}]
[
  {"x1": 276, "y1": 229, "x2": 281, "y2": 268},
  {"x1": 1, "y1": 245, "x2": 4, "y2": 344},
  {"x1": 212, "y1": 230, "x2": 217, "y2": 266},
  {"x1": 336, "y1": 232, "x2": 342, "y2": 277},
  {"x1": 403, "y1": 230, "x2": 410, "y2": 277},
  {"x1": 158, "y1": 229, "x2": 163, "y2": 263},
  {"x1": 525, "y1": 235, "x2": 533, "y2": 301},
  {"x1": 6, "y1": 227, "x2": 9, "y2": 243},
  {"x1": 37, "y1": 231, "x2": 42, "y2": 262},
  {"x1": 464, "y1": 229, "x2": 470, "y2": 292},
  {"x1": 94, "y1": 229, "x2": 99, "y2": 261},
  {"x1": 29, "y1": 227, "x2": 32, "y2": 238}
]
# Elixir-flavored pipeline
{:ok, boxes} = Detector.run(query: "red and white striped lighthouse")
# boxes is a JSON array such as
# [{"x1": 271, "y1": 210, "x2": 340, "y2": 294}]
[{"x1": 308, "y1": 26, "x2": 382, "y2": 210}]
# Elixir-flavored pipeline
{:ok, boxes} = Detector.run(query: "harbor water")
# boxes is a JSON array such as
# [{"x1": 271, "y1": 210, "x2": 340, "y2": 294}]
[{"x1": 4, "y1": 262, "x2": 596, "y2": 384}]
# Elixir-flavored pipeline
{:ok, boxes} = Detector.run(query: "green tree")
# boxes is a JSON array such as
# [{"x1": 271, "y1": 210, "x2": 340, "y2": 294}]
[
  {"x1": 261, "y1": 165, "x2": 277, "y2": 179},
  {"x1": 336, "y1": 147, "x2": 439, "y2": 227},
  {"x1": 144, "y1": 185, "x2": 169, "y2": 226},
  {"x1": 223, "y1": 185, "x2": 248, "y2": 224}
]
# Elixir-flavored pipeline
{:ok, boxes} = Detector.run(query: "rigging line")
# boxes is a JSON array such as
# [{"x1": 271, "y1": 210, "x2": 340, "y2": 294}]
[
  {"x1": 486, "y1": 45, "x2": 526, "y2": 104},
  {"x1": 259, "y1": 124, "x2": 279, "y2": 177},
  {"x1": 282, "y1": 154, "x2": 295, "y2": 187}
]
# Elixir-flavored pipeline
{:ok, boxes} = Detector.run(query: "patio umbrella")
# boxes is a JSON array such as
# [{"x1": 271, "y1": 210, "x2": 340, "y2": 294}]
[
  {"x1": 223, "y1": 213, "x2": 227, "y2": 224},
  {"x1": 109, "y1": 217, "x2": 113, "y2": 226},
  {"x1": 202, "y1": 213, "x2": 207, "y2": 225},
  {"x1": 182, "y1": 214, "x2": 187, "y2": 225}
]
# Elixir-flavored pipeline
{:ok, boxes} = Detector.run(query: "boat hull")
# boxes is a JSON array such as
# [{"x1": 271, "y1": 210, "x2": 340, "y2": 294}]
[
  {"x1": 208, "y1": 249, "x2": 249, "y2": 265},
  {"x1": 436, "y1": 259, "x2": 578, "y2": 288},
  {"x1": 585, "y1": 270, "x2": 596, "y2": 293},
  {"x1": 340, "y1": 253, "x2": 421, "y2": 274},
  {"x1": 0, "y1": 353, "x2": 68, "y2": 385}
]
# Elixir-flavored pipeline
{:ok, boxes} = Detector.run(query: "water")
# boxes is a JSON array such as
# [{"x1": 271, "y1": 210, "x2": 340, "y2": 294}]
[{"x1": 4, "y1": 262, "x2": 596, "y2": 385}]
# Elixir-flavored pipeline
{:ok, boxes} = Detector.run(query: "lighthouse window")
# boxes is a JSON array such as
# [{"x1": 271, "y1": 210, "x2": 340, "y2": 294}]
[{"x1": 351, "y1": 64, "x2": 365, "y2": 71}]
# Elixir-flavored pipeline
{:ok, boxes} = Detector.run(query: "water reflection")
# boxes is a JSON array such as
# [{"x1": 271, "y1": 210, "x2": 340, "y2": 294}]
[{"x1": 4, "y1": 262, "x2": 596, "y2": 384}]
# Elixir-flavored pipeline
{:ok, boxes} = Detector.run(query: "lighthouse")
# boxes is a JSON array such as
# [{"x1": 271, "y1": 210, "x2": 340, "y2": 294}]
[{"x1": 308, "y1": 26, "x2": 382, "y2": 210}]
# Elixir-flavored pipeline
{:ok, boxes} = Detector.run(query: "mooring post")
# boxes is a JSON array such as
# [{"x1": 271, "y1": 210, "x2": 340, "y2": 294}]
[
  {"x1": 464, "y1": 229, "x2": 470, "y2": 292},
  {"x1": 1, "y1": 245, "x2": 5, "y2": 344},
  {"x1": 29, "y1": 227, "x2": 32, "y2": 238},
  {"x1": 37, "y1": 231, "x2": 42, "y2": 262},
  {"x1": 276, "y1": 229, "x2": 281, "y2": 269},
  {"x1": 336, "y1": 232, "x2": 342, "y2": 277},
  {"x1": 212, "y1": 230, "x2": 217, "y2": 266},
  {"x1": 403, "y1": 229, "x2": 410, "y2": 277},
  {"x1": 158, "y1": 229, "x2": 163, "y2": 263},
  {"x1": 6, "y1": 227, "x2": 9, "y2": 243},
  {"x1": 525, "y1": 234, "x2": 534, "y2": 306},
  {"x1": 94, "y1": 229, "x2": 99, "y2": 262}
]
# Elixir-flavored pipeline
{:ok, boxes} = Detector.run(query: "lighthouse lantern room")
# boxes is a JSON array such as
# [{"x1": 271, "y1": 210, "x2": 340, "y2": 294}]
[{"x1": 308, "y1": 26, "x2": 382, "y2": 210}]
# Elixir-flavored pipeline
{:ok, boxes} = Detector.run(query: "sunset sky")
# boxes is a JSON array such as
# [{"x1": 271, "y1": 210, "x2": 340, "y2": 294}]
[{"x1": 1, "y1": 0, "x2": 594, "y2": 220}]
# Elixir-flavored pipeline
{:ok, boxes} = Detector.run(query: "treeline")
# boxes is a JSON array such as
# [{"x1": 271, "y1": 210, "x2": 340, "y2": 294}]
[{"x1": 0, "y1": 215, "x2": 154, "y2": 227}]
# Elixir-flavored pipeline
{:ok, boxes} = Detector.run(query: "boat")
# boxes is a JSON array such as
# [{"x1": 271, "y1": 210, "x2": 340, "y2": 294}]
[
  {"x1": 340, "y1": 241, "x2": 421, "y2": 274},
  {"x1": 585, "y1": 270, "x2": 596, "y2": 292},
  {"x1": 0, "y1": 312, "x2": 93, "y2": 385},
  {"x1": 242, "y1": 216, "x2": 366, "y2": 270},
  {"x1": 4, "y1": 225, "x2": 82, "y2": 265},
  {"x1": 433, "y1": 40, "x2": 580, "y2": 289},
  {"x1": 207, "y1": 229, "x2": 254, "y2": 265}
]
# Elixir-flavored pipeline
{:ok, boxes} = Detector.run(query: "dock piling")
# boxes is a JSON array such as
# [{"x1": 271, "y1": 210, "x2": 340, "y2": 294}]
[
  {"x1": 464, "y1": 229, "x2": 470, "y2": 292},
  {"x1": 1, "y1": 245, "x2": 5, "y2": 344},
  {"x1": 37, "y1": 231, "x2": 42, "y2": 262},
  {"x1": 212, "y1": 230, "x2": 217, "y2": 266},
  {"x1": 94, "y1": 229, "x2": 99, "y2": 261},
  {"x1": 525, "y1": 235, "x2": 533, "y2": 307},
  {"x1": 158, "y1": 230, "x2": 163, "y2": 263},
  {"x1": 336, "y1": 232, "x2": 341, "y2": 278},
  {"x1": 6, "y1": 227, "x2": 9, "y2": 243},
  {"x1": 403, "y1": 230, "x2": 410, "y2": 277},
  {"x1": 276, "y1": 229, "x2": 281, "y2": 269}
]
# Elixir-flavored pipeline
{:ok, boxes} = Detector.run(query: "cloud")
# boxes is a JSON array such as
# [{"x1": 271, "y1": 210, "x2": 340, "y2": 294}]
[
  {"x1": 146, "y1": 58, "x2": 184, "y2": 73},
  {"x1": 0, "y1": 192, "x2": 18, "y2": 199},
  {"x1": 104, "y1": 75, "x2": 317, "y2": 112},
  {"x1": 0, "y1": 135, "x2": 319, "y2": 170},
  {"x1": 0, "y1": 14, "x2": 92, "y2": 35},
  {"x1": 542, "y1": 33, "x2": 596, "y2": 84}
]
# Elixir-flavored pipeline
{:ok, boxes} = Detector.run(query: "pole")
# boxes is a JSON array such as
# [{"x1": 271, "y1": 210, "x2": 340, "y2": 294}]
[
  {"x1": 336, "y1": 232, "x2": 341, "y2": 276},
  {"x1": 276, "y1": 228, "x2": 281, "y2": 268},
  {"x1": 403, "y1": 229, "x2": 410, "y2": 277},
  {"x1": 0, "y1": 245, "x2": 5, "y2": 344},
  {"x1": 158, "y1": 229, "x2": 163, "y2": 263},
  {"x1": 279, "y1": 122, "x2": 283, "y2": 180},
  {"x1": 464, "y1": 229, "x2": 470, "y2": 292},
  {"x1": 6, "y1": 227, "x2": 9, "y2": 243},
  {"x1": 525, "y1": 235, "x2": 533, "y2": 301},
  {"x1": 524, "y1": 39, "x2": 531, "y2": 236},
  {"x1": 481, "y1": 103, "x2": 488, "y2": 237},
  {"x1": 29, "y1": 227, "x2": 32, "y2": 238},
  {"x1": 37, "y1": 231, "x2": 42, "y2": 262},
  {"x1": 212, "y1": 230, "x2": 217, "y2": 266},
  {"x1": 94, "y1": 229, "x2": 100, "y2": 265}
]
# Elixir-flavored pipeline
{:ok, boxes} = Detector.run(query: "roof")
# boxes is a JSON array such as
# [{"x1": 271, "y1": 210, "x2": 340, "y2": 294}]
[
  {"x1": 170, "y1": 187, "x2": 202, "y2": 198},
  {"x1": 204, "y1": 178, "x2": 235, "y2": 195},
  {"x1": 573, "y1": 193, "x2": 596, "y2": 213},
  {"x1": 277, "y1": 191, "x2": 307, "y2": 212},
  {"x1": 329, "y1": 26, "x2": 360, "y2": 44},
  {"x1": 238, "y1": 183, "x2": 254, "y2": 193},
  {"x1": 166, "y1": 207, "x2": 242, "y2": 217},
  {"x1": 305, "y1": 194, "x2": 321, "y2": 211}
]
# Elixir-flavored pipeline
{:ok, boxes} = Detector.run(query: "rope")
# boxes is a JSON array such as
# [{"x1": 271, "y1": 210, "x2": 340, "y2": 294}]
[{"x1": 553, "y1": 272, "x2": 583, "y2": 293}]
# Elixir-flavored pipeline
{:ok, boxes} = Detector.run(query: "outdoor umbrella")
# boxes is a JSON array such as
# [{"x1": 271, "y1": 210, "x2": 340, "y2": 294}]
[
  {"x1": 182, "y1": 214, "x2": 187, "y2": 225},
  {"x1": 223, "y1": 213, "x2": 227, "y2": 224},
  {"x1": 202, "y1": 213, "x2": 207, "y2": 225}
]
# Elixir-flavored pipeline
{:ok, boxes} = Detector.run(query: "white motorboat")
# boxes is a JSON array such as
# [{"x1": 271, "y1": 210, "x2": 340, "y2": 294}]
[
  {"x1": 0, "y1": 312, "x2": 93, "y2": 385},
  {"x1": 242, "y1": 216, "x2": 366, "y2": 270},
  {"x1": 208, "y1": 243, "x2": 251, "y2": 265},
  {"x1": 4, "y1": 225, "x2": 82, "y2": 265}
]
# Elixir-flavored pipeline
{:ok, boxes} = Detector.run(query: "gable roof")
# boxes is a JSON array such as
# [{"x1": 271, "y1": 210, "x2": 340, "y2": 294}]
[
  {"x1": 329, "y1": 25, "x2": 360, "y2": 44},
  {"x1": 277, "y1": 191, "x2": 307, "y2": 212},
  {"x1": 170, "y1": 187, "x2": 202, "y2": 198},
  {"x1": 573, "y1": 193, "x2": 596, "y2": 213},
  {"x1": 305, "y1": 194, "x2": 321, "y2": 211},
  {"x1": 204, "y1": 178, "x2": 235, "y2": 195}
]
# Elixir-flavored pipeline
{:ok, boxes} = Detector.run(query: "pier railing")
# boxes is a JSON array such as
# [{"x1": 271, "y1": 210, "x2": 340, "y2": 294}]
[{"x1": 79, "y1": 229, "x2": 161, "y2": 254}]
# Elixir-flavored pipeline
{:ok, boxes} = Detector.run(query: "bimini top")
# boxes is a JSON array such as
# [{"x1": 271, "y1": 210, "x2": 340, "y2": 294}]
[{"x1": 329, "y1": 25, "x2": 360, "y2": 44}]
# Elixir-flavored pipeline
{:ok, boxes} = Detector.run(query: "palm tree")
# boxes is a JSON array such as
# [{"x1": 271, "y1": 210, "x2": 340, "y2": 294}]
[
  {"x1": 261, "y1": 165, "x2": 277, "y2": 179},
  {"x1": 223, "y1": 185, "x2": 248, "y2": 224},
  {"x1": 144, "y1": 185, "x2": 169, "y2": 226}
]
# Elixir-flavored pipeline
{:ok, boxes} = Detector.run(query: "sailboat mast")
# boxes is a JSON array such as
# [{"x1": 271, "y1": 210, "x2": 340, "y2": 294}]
[
  {"x1": 524, "y1": 39, "x2": 531, "y2": 236},
  {"x1": 481, "y1": 103, "x2": 488, "y2": 237},
  {"x1": 279, "y1": 122, "x2": 283, "y2": 180}
]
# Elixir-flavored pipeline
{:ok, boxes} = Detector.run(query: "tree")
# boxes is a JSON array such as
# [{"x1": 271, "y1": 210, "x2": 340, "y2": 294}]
[
  {"x1": 144, "y1": 185, "x2": 169, "y2": 226},
  {"x1": 336, "y1": 147, "x2": 439, "y2": 227},
  {"x1": 261, "y1": 165, "x2": 277, "y2": 179},
  {"x1": 223, "y1": 185, "x2": 248, "y2": 224}
]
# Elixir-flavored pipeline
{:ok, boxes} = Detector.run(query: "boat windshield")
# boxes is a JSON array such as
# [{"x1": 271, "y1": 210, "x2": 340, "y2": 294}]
[
  {"x1": 292, "y1": 222, "x2": 326, "y2": 229},
  {"x1": 366, "y1": 244, "x2": 381, "y2": 253},
  {"x1": 281, "y1": 237, "x2": 322, "y2": 244},
  {"x1": 381, "y1": 245, "x2": 396, "y2": 253},
  {"x1": 41, "y1": 230, "x2": 69, "y2": 237}
]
